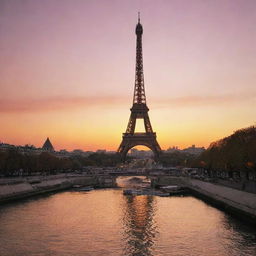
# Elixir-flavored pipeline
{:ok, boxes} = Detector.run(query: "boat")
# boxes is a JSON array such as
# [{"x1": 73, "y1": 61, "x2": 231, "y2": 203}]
[
  {"x1": 123, "y1": 189, "x2": 142, "y2": 195},
  {"x1": 73, "y1": 184, "x2": 83, "y2": 188},
  {"x1": 160, "y1": 185, "x2": 188, "y2": 196},
  {"x1": 157, "y1": 192, "x2": 170, "y2": 197},
  {"x1": 123, "y1": 189, "x2": 170, "y2": 197},
  {"x1": 74, "y1": 186, "x2": 94, "y2": 191}
]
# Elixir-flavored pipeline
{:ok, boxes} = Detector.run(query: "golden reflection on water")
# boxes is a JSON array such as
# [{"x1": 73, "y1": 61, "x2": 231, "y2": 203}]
[
  {"x1": 0, "y1": 188, "x2": 255, "y2": 256},
  {"x1": 122, "y1": 195, "x2": 156, "y2": 256}
]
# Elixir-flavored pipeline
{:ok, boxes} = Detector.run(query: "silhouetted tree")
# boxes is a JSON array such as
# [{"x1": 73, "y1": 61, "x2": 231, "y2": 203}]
[
  {"x1": 193, "y1": 126, "x2": 256, "y2": 173},
  {"x1": 159, "y1": 151, "x2": 196, "y2": 167}
]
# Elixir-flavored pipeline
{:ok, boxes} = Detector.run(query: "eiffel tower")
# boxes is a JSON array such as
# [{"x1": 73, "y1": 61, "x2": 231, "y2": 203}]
[{"x1": 118, "y1": 14, "x2": 161, "y2": 161}]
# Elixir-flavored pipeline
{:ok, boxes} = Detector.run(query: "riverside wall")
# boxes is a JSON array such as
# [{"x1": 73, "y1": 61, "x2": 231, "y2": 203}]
[
  {"x1": 0, "y1": 175, "x2": 116, "y2": 203},
  {"x1": 153, "y1": 176, "x2": 256, "y2": 225},
  {"x1": 1, "y1": 174, "x2": 255, "y2": 225}
]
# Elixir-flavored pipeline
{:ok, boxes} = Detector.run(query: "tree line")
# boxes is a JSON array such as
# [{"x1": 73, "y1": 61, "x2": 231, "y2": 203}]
[
  {"x1": 1, "y1": 126, "x2": 255, "y2": 176},
  {"x1": 0, "y1": 150, "x2": 122, "y2": 176},
  {"x1": 159, "y1": 151, "x2": 196, "y2": 167},
  {"x1": 192, "y1": 126, "x2": 256, "y2": 172}
]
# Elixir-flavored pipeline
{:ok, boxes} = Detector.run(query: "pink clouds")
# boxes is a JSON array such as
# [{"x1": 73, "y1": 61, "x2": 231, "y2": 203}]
[
  {"x1": 1, "y1": 92, "x2": 255, "y2": 113},
  {"x1": 0, "y1": 96, "x2": 129, "y2": 113},
  {"x1": 152, "y1": 93, "x2": 256, "y2": 108}
]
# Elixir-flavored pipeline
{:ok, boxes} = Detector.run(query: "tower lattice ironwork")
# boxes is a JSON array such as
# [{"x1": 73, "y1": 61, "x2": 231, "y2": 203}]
[{"x1": 118, "y1": 15, "x2": 162, "y2": 161}]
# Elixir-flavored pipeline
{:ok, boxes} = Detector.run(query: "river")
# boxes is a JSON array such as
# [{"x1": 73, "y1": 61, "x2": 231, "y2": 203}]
[{"x1": 0, "y1": 176, "x2": 255, "y2": 256}]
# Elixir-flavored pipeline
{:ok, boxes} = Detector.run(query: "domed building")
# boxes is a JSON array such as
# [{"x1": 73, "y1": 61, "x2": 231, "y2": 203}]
[{"x1": 42, "y1": 137, "x2": 54, "y2": 152}]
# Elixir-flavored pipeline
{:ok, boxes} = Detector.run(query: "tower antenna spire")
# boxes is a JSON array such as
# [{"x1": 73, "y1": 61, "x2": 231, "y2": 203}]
[{"x1": 138, "y1": 12, "x2": 140, "y2": 23}]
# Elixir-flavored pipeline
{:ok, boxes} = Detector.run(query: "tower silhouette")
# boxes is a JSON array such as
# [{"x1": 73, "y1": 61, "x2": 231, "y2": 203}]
[{"x1": 118, "y1": 15, "x2": 161, "y2": 161}]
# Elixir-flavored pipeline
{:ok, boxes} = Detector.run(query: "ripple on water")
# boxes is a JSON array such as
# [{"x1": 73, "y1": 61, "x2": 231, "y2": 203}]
[{"x1": 0, "y1": 189, "x2": 255, "y2": 256}]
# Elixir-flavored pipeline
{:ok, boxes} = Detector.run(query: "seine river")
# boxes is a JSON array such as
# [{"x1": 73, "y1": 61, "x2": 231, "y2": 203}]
[{"x1": 0, "y1": 177, "x2": 255, "y2": 256}]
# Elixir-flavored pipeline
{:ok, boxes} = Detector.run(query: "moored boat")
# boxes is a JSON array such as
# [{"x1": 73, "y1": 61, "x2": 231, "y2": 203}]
[
  {"x1": 123, "y1": 189, "x2": 170, "y2": 197},
  {"x1": 160, "y1": 185, "x2": 188, "y2": 195},
  {"x1": 75, "y1": 186, "x2": 94, "y2": 191}
]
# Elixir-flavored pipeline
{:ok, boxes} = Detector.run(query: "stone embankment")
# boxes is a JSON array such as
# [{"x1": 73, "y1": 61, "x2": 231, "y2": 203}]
[
  {"x1": 1, "y1": 173, "x2": 255, "y2": 224},
  {"x1": 0, "y1": 174, "x2": 116, "y2": 203},
  {"x1": 153, "y1": 176, "x2": 256, "y2": 224}
]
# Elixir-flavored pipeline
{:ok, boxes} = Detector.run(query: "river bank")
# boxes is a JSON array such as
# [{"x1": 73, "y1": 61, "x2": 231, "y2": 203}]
[
  {"x1": 153, "y1": 176, "x2": 256, "y2": 225},
  {"x1": 1, "y1": 174, "x2": 255, "y2": 225},
  {"x1": 0, "y1": 174, "x2": 116, "y2": 203}
]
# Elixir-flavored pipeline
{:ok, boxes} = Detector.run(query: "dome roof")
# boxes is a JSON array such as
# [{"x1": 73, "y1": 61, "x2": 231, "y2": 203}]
[{"x1": 42, "y1": 137, "x2": 54, "y2": 151}]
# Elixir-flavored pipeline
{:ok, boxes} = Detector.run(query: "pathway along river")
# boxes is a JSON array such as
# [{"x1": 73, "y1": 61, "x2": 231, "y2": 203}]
[{"x1": 0, "y1": 176, "x2": 255, "y2": 256}]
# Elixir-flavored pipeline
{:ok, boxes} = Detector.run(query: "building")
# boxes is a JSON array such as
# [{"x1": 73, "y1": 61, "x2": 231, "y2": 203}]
[
  {"x1": 96, "y1": 149, "x2": 106, "y2": 154},
  {"x1": 166, "y1": 146, "x2": 179, "y2": 153},
  {"x1": 42, "y1": 137, "x2": 54, "y2": 152},
  {"x1": 165, "y1": 145, "x2": 205, "y2": 155},
  {"x1": 129, "y1": 148, "x2": 153, "y2": 159},
  {"x1": 182, "y1": 145, "x2": 205, "y2": 155},
  {"x1": 0, "y1": 142, "x2": 15, "y2": 152}
]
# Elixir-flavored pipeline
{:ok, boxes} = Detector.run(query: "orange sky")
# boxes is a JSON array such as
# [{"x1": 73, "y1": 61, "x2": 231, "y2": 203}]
[{"x1": 1, "y1": 0, "x2": 256, "y2": 151}]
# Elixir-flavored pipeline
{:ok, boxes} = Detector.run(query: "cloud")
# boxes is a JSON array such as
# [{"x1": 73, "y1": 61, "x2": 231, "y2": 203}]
[
  {"x1": 152, "y1": 93, "x2": 256, "y2": 108},
  {"x1": 0, "y1": 92, "x2": 255, "y2": 113},
  {"x1": 0, "y1": 95, "x2": 130, "y2": 113}
]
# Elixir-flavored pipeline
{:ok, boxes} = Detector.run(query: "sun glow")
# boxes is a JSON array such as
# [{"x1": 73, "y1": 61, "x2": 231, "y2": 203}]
[{"x1": 1, "y1": 0, "x2": 255, "y2": 151}]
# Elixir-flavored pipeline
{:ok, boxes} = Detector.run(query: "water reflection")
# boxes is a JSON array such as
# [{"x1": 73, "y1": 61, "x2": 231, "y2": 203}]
[
  {"x1": 122, "y1": 195, "x2": 157, "y2": 256},
  {"x1": 0, "y1": 189, "x2": 255, "y2": 256},
  {"x1": 220, "y1": 214, "x2": 256, "y2": 254}
]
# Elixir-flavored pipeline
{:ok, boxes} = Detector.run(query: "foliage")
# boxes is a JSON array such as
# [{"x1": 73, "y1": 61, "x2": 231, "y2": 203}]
[
  {"x1": 88, "y1": 153, "x2": 122, "y2": 166},
  {"x1": 0, "y1": 151, "x2": 122, "y2": 176},
  {"x1": 193, "y1": 126, "x2": 256, "y2": 172},
  {"x1": 159, "y1": 151, "x2": 197, "y2": 167}
]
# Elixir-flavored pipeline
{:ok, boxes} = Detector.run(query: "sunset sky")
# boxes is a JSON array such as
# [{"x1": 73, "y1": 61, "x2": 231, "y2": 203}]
[{"x1": 1, "y1": 0, "x2": 256, "y2": 151}]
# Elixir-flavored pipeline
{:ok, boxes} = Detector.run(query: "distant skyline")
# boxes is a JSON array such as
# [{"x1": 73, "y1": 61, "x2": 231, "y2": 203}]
[{"x1": 1, "y1": 0, "x2": 256, "y2": 151}]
